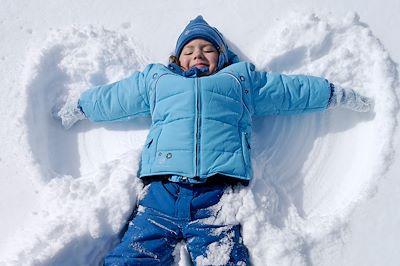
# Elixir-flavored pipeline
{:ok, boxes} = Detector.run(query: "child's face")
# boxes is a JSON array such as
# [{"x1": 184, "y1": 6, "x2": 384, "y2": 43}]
[{"x1": 178, "y1": 39, "x2": 219, "y2": 75}]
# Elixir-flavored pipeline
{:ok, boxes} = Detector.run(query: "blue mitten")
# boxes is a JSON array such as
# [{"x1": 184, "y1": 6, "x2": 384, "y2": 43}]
[
  {"x1": 53, "y1": 99, "x2": 86, "y2": 129},
  {"x1": 328, "y1": 84, "x2": 373, "y2": 112}
]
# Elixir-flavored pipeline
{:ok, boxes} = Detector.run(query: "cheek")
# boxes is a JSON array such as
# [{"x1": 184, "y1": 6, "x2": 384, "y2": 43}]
[
  {"x1": 208, "y1": 54, "x2": 219, "y2": 66},
  {"x1": 178, "y1": 56, "x2": 190, "y2": 70}
]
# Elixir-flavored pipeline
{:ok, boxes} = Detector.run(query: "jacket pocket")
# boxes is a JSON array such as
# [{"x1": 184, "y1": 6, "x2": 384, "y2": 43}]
[
  {"x1": 143, "y1": 126, "x2": 162, "y2": 165},
  {"x1": 241, "y1": 132, "x2": 251, "y2": 166}
]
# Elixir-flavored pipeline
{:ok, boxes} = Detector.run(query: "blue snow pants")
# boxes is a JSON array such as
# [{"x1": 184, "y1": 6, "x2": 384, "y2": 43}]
[{"x1": 104, "y1": 179, "x2": 249, "y2": 265}]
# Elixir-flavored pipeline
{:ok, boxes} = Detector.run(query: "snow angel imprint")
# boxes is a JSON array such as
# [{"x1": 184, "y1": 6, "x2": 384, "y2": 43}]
[{"x1": 54, "y1": 15, "x2": 373, "y2": 265}]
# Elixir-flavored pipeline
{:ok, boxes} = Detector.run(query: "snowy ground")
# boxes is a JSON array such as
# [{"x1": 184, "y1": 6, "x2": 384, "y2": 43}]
[{"x1": 1, "y1": 1, "x2": 399, "y2": 265}]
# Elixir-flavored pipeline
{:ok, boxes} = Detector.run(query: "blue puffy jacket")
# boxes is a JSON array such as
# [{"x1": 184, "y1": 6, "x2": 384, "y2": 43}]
[{"x1": 79, "y1": 62, "x2": 331, "y2": 182}]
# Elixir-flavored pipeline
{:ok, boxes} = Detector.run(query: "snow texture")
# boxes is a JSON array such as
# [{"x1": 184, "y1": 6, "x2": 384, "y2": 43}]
[{"x1": 0, "y1": 5, "x2": 399, "y2": 266}]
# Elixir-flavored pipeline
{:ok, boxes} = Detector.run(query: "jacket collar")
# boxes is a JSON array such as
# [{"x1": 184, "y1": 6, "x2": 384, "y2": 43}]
[{"x1": 168, "y1": 63, "x2": 210, "y2": 77}]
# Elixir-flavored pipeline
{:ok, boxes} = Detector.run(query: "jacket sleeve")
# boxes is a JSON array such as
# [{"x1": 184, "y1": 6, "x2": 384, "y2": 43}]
[
  {"x1": 78, "y1": 64, "x2": 153, "y2": 122},
  {"x1": 250, "y1": 69, "x2": 332, "y2": 116}
]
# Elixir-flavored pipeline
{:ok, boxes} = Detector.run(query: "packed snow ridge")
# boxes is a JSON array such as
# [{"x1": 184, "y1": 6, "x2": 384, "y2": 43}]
[{"x1": 4, "y1": 12, "x2": 398, "y2": 266}]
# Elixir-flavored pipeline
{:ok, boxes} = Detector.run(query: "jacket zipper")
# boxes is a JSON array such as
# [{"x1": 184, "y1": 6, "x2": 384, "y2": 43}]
[{"x1": 195, "y1": 77, "x2": 201, "y2": 177}]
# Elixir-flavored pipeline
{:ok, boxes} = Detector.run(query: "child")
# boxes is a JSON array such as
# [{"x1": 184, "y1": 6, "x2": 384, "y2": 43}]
[{"x1": 55, "y1": 16, "x2": 372, "y2": 265}]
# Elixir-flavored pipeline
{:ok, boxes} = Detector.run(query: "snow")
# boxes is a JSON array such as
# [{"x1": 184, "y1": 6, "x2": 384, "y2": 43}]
[{"x1": 1, "y1": 1, "x2": 399, "y2": 265}]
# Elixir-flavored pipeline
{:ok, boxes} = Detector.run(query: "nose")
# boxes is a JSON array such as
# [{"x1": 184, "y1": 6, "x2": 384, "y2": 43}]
[{"x1": 193, "y1": 48, "x2": 204, "y2": 59}]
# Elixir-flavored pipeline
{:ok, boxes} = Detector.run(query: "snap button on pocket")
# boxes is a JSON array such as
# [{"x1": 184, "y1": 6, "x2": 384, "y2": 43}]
[
  {"x1": 153, "y1": 73, "x2": 158, "y2": 79},
  {"x1": 240, "y1": 76, "x2": 245, "y2": 81},
  {"x1": 166, "y1": 153, "x2": 172, "y2": 159}
]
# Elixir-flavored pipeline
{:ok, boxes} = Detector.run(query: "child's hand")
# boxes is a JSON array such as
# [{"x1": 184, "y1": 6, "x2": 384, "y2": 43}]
[
  {"x1": 328, "y1": 84, "x2": 374, "y2": 112},
  {"x1": 52, "y1": 99, "x2": 86, "y2": 129}
]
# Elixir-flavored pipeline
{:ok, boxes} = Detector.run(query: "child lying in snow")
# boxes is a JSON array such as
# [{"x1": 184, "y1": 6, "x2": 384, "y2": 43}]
[{"x1": 55, "y1": 15, "x2": 372, "y2": 265}]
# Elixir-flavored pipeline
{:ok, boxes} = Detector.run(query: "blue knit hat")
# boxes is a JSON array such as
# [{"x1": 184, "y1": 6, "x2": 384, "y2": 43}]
[{"x1": 175, "y1": 16, "x2": 229, "y2": 71}]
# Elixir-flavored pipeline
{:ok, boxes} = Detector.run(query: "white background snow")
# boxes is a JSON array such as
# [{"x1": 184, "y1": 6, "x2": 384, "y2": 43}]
[{"x1": 1, "y1": 0, "x2": 399, "y2": 265}]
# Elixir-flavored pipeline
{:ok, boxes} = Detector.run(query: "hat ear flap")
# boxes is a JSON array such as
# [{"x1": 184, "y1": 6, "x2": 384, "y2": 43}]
[
  {"x1": 217, "y1": 47, "x2": 229, "y2": 70},
  {"x1": 217, "y1": 54, "x2": 224, "y2": 70}
]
